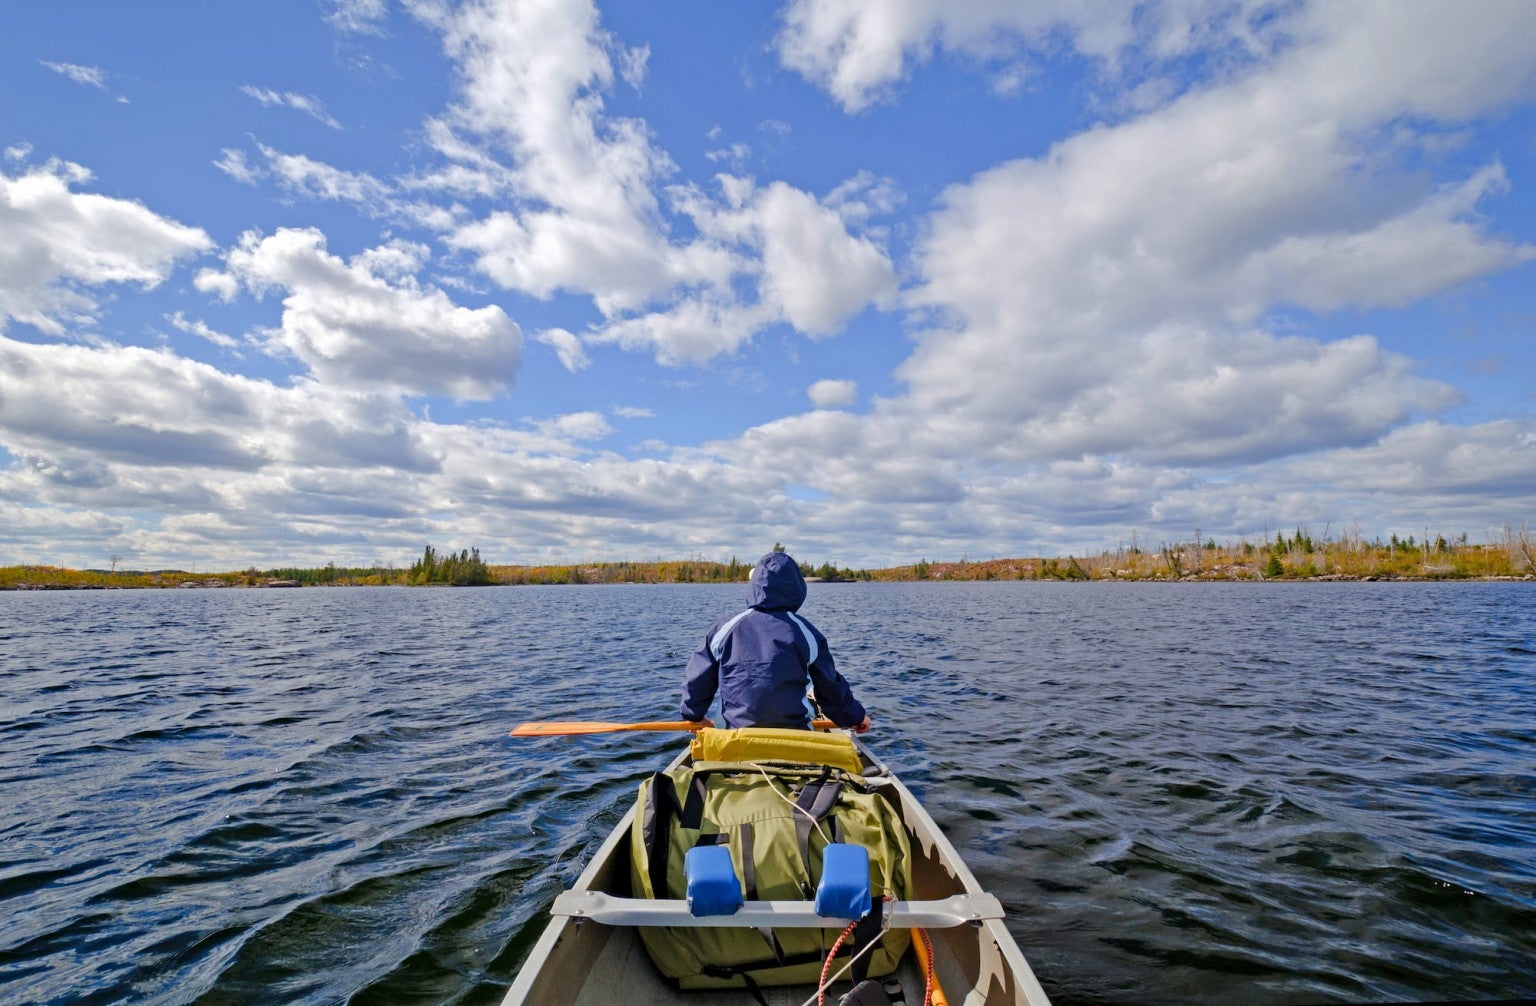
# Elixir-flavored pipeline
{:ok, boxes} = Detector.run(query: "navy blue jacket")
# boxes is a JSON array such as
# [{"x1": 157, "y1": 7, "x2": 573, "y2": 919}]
[{"x1": 680, "y1": 552, "x2": 867, "y2": 729}]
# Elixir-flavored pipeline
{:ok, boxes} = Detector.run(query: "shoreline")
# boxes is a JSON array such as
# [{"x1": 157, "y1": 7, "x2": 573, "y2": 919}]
[
  {"x1": 4, "y1": 573, "x2": 1531, "y2": 591},
  {"x1": 6, "y1": 539, "x2": 1533, "y2": 590}
]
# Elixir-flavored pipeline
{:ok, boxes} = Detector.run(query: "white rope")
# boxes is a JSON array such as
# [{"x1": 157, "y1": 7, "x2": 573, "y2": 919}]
[
  {"x1": 742, "y1": 761, "x2": 896, "y2": 899},
  {"x1": 747, "y1": 761, "x2": 832, "y2": 847},
  {"x1": 742, "y1": 760, "x2": 893, "y2": 1006}
]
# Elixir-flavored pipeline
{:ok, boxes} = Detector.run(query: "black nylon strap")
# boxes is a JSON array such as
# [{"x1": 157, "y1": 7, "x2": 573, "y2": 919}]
[
  {"x1": 701, "y1": 965, "x2": 771, "y2": 1006},
  {"x1": 681, "y1": 773, "x2": 709, "y2": 830},
  {"x1": 739, "y1": 821, "x2": 789, "y2": 966},
  {"x1": 849, "y1": 897, "x2": 886, "y2": 984},
  {"x1": 753, "y1": 924, "x2": 787, "y2": 967},
  {"x1": 642, "y1": 772, "x2": 678, "y2": 898},
  {"x1": 793, "y1": 770, "x2": 843, "y2": 894},
  {"x1": 739, "y1": 822, "x2": 757, "y2": 900},
  {"x1": 702, "y1": 944, "x2": 850, "y2": 980},
  {"x1": 644, "y1": 770, "x2": 716, "y2": 897}
]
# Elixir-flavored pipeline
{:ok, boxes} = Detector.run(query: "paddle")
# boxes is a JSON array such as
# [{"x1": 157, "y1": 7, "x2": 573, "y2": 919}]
[{"x1": 510, "y1": 718, "x2": 838, "y2": 737}]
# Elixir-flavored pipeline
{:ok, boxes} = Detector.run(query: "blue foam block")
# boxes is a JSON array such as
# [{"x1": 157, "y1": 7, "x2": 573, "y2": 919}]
[
  {"x1": 815, "y1": 843, "x2": 872, "y2": 919},
  {"x1": 685, "y1": 844, "x2": 743, "y2": 917}
]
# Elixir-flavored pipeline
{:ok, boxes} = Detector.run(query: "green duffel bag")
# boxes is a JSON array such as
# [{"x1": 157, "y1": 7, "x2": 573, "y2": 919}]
[{"x1": 628, "y1": 760, "x2": 912, "y2": 992}]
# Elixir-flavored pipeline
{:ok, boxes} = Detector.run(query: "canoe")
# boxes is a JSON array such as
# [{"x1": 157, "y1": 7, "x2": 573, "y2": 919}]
[{"x1": 503, "y1": 732, "x2": 1052, "y2": 1005}]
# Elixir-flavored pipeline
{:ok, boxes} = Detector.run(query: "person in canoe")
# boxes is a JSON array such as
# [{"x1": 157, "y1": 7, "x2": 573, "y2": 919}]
[{"x1": 680, "y1": 549, "x2": 873, "y2": 733}]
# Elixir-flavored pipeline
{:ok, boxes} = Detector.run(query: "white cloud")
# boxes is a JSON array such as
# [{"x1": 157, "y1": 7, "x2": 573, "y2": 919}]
[
  {"x1": 656, "y1": 2, "x2": 1536, "y2": 558},
  {"x1": 213, "y1": 148, "x2": 261, "y2": 185},
  {"x1": 808, "y1": 379, "x2": 858, "y2": 408},
  {"x1": 0, "y1": 331, "x2": 456, "y2": 568},
  {"x1": 993, "y1": 328, "x2": 1462, "y2": 465},
  {"x1": 1291, "y1": 419, "x2": 1536, "y2": 498},
  {"x1": 774, "y1": 0, "x2": 1283, "y2": 113},
  {"x1": 587, "y1": 297, "x2": 770, "y2": 366},
  {"x1": 1290, "y1": 1, "x2": 1536, "y2": 121},
  {"x1": 775, "y1": 1, "x2": 938, "y2": 112},
  {"x1": 616, "y1": 42, "x2": 650, "y2": 91},
  {"x1": 420, "y1": 0, "x2": 895, "y2": 365},
  {"x1": 710, "y1": 406, "x2": 965, "y2": 507},
  {"x1": 41, "y1": 60, "x2": 107, "y2": 90},
  {"x1": 167, "y1": 311, "x2": 241, "y2": 349},
  {"x1": 0, "y1": 162, "x2": 212, "y2": 333},
  {"x1": 448, "y1": 203, "x2": 685, "y2": 314},
  {"x1": 538, "y1": 411, "x2": 613, "y2": 441},
  {"x1": 40, "y1": 60, "x2": 128, "y2": 103},
  {"x1": 706, "y1": 141, "x2": 751, "y2": 168},
  {"x1": 214, "y1": 143, "x2": 459, "y2": 231},
  {"x1": 0, "y1": 335, "x2": 278, "y2": 470},
  {"x1": 193, "y1": 268, "x2": 241, "y2": 302},
  {"x1": 824, "y1": 170, "x2": 904, "y2": 226},
  {"x1": 574, "y1": 174, "x2": 896, "y2": 364},
  {"x1": 754, "y1": 182, "x2": 897, "y2": 335},
  {"x1": 1234, "y1": 164, "x2": 1532, "y2": 314},
  {"x1": 775, "y1": 1, "x2": 1536, "y2": 119},
  {"x1": 419, "y1": 0, "x2": 687, "y2": 311},
  {"x1": 256, "y1": 144, "x2": 389, "y2": 204},
  {"x1": 5, "y1": 4, "x2": 1534, "y2": 571},
  {"x1": 536, "y1": 327, "x2": 591, "y2": 372},
  {"x1": 326, "y1": 0, "x2": 387, "y2": 35},
  {"x1": 204, "y1": 227, "x2": 521, "y2": 399},
  {"x1": 240, "y1": 86, "x2": 344, "y2": 130},
  {"x1": 891, "y1": 3, "x2": 1534, "y2": 468}
]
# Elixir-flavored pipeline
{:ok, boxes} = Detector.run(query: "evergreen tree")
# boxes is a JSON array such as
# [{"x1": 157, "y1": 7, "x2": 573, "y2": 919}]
[{"x1": 408, "y1": 544, "x2": 491, "y2": 585}]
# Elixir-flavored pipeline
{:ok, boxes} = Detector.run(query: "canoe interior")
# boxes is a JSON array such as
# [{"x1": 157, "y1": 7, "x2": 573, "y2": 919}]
[{"x1": 505, "y1": 739, "x2": 1051, "y2": 1006}]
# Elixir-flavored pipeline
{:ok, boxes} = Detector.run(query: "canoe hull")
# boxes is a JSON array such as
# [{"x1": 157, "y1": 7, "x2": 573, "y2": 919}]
[{"x1": 503, "y1": 737, "x2": 1051, "y2": 1005}]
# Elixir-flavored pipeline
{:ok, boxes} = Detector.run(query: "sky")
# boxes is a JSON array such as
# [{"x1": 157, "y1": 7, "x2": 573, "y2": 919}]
[{"x1": 2, "y1": 0, "x2": 1534, "y2": 571}]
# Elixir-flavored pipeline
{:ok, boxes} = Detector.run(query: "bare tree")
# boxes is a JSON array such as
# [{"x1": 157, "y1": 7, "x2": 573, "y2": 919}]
[{"x1": 1503, "y1": 522, "x2": 1534, "y2": 573}]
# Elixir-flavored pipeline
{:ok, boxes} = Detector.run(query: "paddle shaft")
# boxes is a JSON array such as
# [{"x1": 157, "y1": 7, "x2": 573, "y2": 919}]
[
  {"x1": 913, "y1": 928, "x2": 951, "y2": 1006},
  {"x1": 510, "y1": 718, "x2": 838, "y2": 737}
]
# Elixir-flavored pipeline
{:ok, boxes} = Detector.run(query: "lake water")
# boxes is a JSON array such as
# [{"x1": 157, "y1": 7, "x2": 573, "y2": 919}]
[{"x1": 2, "y1": 582, "x2": 1533, "y2": 1005}]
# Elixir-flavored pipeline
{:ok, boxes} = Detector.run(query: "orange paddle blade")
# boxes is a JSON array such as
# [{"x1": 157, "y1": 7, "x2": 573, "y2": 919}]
[
  {"x1": 510, "y1": 720, "x2": 706, "y2": 737},
  {"x1": 509, "y1": 718, "x2": 841, "y2": 737}
]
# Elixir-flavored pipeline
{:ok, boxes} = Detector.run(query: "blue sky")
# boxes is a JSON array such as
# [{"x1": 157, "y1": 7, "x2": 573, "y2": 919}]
[{"x1": 2, "y1": 0, "x2": 1533, "y2": 570}]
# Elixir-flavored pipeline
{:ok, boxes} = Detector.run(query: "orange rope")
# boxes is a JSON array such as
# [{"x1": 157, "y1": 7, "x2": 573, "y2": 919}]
[{"x1": 817, "y1": 919, "x2": 861, "y2": 1006}]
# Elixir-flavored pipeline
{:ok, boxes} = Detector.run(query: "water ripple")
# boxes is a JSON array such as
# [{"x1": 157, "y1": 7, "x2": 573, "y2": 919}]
[{"x1": 1, "y1": 582, "x2": 1533, "y2": 1004}]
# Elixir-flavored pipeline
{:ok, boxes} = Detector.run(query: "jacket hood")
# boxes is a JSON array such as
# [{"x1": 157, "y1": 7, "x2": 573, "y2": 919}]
[{"x1": 749, "y1": 551, "x2": 806, "y2": 611}]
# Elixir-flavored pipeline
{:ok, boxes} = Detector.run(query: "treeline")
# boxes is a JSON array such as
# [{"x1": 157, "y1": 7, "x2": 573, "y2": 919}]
[
  {"x1": 493, "y1": 557, "x2": 744, "y2": 585},
  {"x1": 487, "y1": 556, "x2": 869, "y2": 585},
  {"x1": 5, "y1": 525, "x2": 1531, "y2": 590},
  {"x1": 249, "y1": 563, "x2": 393, "y2": 585},
  {"x1": 0, "y1": 566, "x2": 167, "y2": 590},
  {"x1": 1101, "y1": 524, "x2": 1534, "y2": 581},
  {"x1": 882, "y1": 523, "x2": 1534, "y2": 582},
  {"x1": 1, "y1": 552, "x2": 869, "y2": 590}
]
